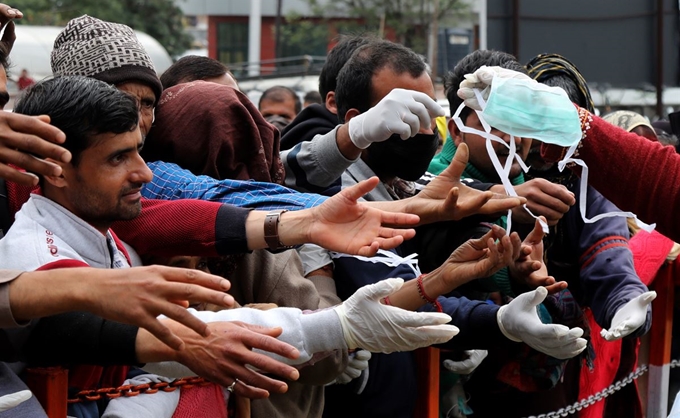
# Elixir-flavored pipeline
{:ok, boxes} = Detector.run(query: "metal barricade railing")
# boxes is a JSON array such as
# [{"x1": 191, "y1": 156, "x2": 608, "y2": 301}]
[{"x1": 413, "y1": 259, "x2": 680, "y2": 418}]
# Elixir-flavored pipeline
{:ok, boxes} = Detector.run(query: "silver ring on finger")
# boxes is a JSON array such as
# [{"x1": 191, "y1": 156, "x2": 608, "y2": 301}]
[{"x1": 226, "y1": 378, "x2": 239, "y2": 393}]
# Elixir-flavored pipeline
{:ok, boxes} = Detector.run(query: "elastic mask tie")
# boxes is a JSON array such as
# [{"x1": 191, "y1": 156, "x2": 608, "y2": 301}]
[
  {"x1": 330, "y1": 249, "x2": 422, "y2": 277},
  {"x1": 453, "y1": 92, "x2": 548, "y2": 234}
]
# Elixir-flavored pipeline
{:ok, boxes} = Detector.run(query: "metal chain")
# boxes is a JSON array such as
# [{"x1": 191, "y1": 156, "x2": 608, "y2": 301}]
[
  {"x1": 523, "y1": 360, "x2": 680, "y2": 418},
  {"x1": 67, "y1": 376, "x2": 211, "y2": 404}
]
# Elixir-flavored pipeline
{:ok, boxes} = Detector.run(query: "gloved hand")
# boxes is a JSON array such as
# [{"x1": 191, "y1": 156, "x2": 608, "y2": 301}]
[
  {"x1": 334, "y1": 278, "x2": 459, "y2": 353},
  {"x1": 457, "y1": 65, "x2": 532, "y2": 111},
  {"x1": 442, "y1": 349, "x2": 488, "y2": 375},
  {"x1": 347, "y1": 88, "x2": 445, "y2": 149},
  {"x1": 0, "y1": 390, "x2": 32, "y2": 412},
  {"x1": 335, "y1": 349, "x2": 372, "y2": 384},
  {"x1": 496, "y1": 287, "x2": 587, "y2": 359},
  {"x1": 601, "y1": 291, "x2": 656, "y2": 341}
]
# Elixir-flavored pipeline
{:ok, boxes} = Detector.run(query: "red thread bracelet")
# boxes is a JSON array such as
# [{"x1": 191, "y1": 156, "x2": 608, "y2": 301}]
[{"x1": 416, "y1": 274, "x2": 443, "y2": 312}]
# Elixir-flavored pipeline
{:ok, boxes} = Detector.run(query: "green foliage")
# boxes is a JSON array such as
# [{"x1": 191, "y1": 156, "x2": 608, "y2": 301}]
[
  {"x1": 276, "y1": 12, "x2": 330, "y2": 58},
  {"x1": 304, "y1": 0, "x2": 470, "y2": 55},
  {"x1": 13, "y1": 0, "x2": 193, "y2": 57}
]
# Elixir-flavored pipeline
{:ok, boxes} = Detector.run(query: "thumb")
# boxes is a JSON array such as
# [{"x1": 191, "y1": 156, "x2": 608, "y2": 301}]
[
  {"x1": 522, "y1": 286, "x2": 548, "y2": 308},
  {"x1": 0, "y1": 390, "x2": 32, "y2": 412},
  {"x1": 340, "y1": 177, "x2": 380, "y2": 203},
  {"x1": 476, "y1": 66, "x2": 496, "y2": 84},
  {"x1": 448, "y1": 142, "x2": 469, "y2": 178},
  {"x1": 639, "y1": 291, "x2": 657, "y2": 306},
  {"x1": 359, "y1": 278, "x2": 405, "y2": 300},
  {"x1": 525, "y1": 216, "x2": 546, "y2": 244}
]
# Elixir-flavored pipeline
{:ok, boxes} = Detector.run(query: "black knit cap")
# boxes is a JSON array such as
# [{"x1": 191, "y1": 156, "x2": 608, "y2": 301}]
[{"x1": 51, "y1": 15, "x2": 163, "y2": 102}]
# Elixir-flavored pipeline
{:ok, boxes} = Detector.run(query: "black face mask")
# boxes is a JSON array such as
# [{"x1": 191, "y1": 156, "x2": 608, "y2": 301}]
[
  {"x1": 364, "y1": 131, "x2": 440, "y2": 181},
  {"x1": 265, "y1": 115, "x2": 291, "y2": 131}
]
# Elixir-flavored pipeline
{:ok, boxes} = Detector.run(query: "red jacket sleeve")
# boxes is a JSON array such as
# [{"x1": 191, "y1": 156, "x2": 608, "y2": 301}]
[
  {"x1": 542, "y1": 112, "x2": 680, "y2": 242},
  {"x1": 6, "y1": 178, "x2": 253, "y2": 258},
  {"x1": 112, "y1": 198, "x2": 251, "y2": 257}
]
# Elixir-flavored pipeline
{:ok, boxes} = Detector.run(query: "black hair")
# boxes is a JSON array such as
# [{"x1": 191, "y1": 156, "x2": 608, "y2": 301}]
[
  {"x1": 444, "y1": 50, "x2": 526, "y2": 124},
  {"x1": 539, "y1": 73, "x2": 585, "y2": 107},
  {"x1": 160, "y1": 55, "x2": 232, "y2": 89},
  {"x1": 318, "y1": 34, "x2": 376, "y2": 100},
  {"x1": 304, "y1": 90, "x2": 322, "y2": 105},
  {"x1": 259, "y1": 85, "x2": 301, "y2": 114},
  {"x1": 525, "y1": 53, "x2": 595, "y2": 113},
  {"x1": 335, "y1": 40, "x2": 427, "y2": 123},
  {"x1": 14, "y1": 76, "x2": 139, "y2": 166}
]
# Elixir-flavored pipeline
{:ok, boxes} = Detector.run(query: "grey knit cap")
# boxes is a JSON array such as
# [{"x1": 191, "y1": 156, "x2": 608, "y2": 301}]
[{"x1": 51, "y1": 15, "x2": 163, "y2": 101}]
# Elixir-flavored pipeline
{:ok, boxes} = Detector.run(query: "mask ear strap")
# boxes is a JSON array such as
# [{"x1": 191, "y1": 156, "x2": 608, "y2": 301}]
[
  {"x1": 453, "y1": 93, "x2": 549, "y2": 234},
  {"x1": 558, "y1": 147, "x2": 655, "y2": 232}
]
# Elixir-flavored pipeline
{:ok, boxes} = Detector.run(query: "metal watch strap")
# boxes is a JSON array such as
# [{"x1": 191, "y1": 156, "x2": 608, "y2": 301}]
[{"x1": 264, "y1": 209, "x2": 289, "y2": 250}]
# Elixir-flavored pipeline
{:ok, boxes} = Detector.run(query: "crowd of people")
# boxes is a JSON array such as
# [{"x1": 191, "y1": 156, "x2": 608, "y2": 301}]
[{"x1": 0, "y1": 3, "x2": 676, "y2": 418}]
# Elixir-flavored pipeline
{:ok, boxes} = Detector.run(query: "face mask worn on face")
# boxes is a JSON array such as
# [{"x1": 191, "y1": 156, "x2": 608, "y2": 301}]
[
  {"x1": 265, "y1": 115, "x2": 291, "y2": 131},
  {"x1": 482, "y1": 77, "x2": 582, "y2": 148},
  {"x1": 366, "y1": 131, "x2": 440, "y2": 181}
]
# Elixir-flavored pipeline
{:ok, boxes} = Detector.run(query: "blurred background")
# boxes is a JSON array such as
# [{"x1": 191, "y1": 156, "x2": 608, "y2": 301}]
[{"x1": 8, "y1": 0, "x2": 680, "y2": 119}]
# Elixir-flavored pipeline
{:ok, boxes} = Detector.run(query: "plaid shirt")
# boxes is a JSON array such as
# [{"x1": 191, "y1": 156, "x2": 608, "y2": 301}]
[{"x1": 143, "y1": 161, "x2": 327, "y2": 210}]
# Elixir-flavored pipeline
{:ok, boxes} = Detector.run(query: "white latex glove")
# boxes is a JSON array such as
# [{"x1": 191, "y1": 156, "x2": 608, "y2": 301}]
[
  {"x1": 0, "y1": 390, "x2": 32, "y2": 412},
  {"x1": 457, "y1": 65, "x2": 533, "y2": 111},
  {"x1": 442, "y1": 349, "x2": 488, "y2": 375},
  {"x1": 347, "y1": 88, "x2": 445, "y2": 149},
  {"x1": 334, "y1": 278, "x2": 459, "y2": 353},
  {"x1": 601, "y1": 291, "x2": 656, "y2": 341},
  {"x1": 496, "y1": 287, "x2": 587, "y2": 359},
  {"x1": 335, "y1": 349, "x2": 372, "y2": 384}
]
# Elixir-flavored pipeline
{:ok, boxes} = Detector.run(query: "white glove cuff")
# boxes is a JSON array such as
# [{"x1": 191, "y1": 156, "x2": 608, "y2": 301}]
[
  {"x1": 496, "y1": 305, "x2": 522, "y2": 343},
  {"x1": 334, "y1": 305, "x2": 360, "y2": 350},
  {"x1": 348, "y1": 116, "x2": 372, "y2": 150}
]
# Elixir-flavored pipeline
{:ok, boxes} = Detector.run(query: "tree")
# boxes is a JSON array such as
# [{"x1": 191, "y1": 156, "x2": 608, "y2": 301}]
[
  {"x1": 14, "y1": 0, "x2": 193, "y2": 57},
  {"x1": 305, "y1": 0, "x2": 470, "y2": 56}
]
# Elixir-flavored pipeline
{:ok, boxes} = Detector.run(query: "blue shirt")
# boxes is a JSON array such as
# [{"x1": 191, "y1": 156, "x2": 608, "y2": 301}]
[{"x1": 142, "y1": 161, "x2": 328, "y2": 210}]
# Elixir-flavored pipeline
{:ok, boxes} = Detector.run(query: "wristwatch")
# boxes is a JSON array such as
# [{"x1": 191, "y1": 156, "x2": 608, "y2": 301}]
[{"x1": 264, "y1": 209, "x2": 292, "y2": 250}]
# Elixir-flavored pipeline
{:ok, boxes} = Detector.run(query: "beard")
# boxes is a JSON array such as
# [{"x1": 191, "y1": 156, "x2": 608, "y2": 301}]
[{"x1": 68, "y1": 182, "x2": 143, "y2": 229}]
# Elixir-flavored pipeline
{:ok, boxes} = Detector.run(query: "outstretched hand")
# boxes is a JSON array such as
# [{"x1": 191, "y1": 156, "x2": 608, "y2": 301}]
[
  {"x1": 335, "y1": 278, "x2": 459, "y2": 353},
  {"x1": 431, "y1": 224, "x2": 517, "y2": 292},
  {"x1": 509, "y1": 217, "x2": 567, "y2": 294},
  {"x1": 84, "y1": 266, "x2": 236, "y2": 351},
  {"x1": 497, "y1": 287, "x2": 587, "y2": 359},
  {"x1": 308, "y1": 177, "x2": 419, "y2": 256},
  {"x1": 407, "y1": 143, "x2": 525, "y2": 224},
  {"x1": 601, "y1": 291, "x2": 656, "y2": 341},
  {"x1": 170, "y1": 321, "x2": 301, "y2": 398}
]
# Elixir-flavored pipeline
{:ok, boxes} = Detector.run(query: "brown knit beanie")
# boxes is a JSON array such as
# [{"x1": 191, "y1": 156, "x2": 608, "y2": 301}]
[{"x1": 51, "y1": 15, "x2": 163, "y2": 102}]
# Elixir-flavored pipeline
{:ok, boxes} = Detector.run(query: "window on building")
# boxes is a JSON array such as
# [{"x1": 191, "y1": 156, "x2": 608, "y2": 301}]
[{"x1": 217, "y1": 22, "x2": 248, "y2": 65}]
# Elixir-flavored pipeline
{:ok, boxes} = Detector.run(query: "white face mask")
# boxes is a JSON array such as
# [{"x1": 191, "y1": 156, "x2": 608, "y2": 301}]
[{"x1": 483, "y1": 76, "x2": 583, "y2": 148}]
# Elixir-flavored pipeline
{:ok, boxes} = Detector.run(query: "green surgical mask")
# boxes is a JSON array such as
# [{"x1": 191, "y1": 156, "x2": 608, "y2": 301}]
[{"x1": 482, "y1": 76, "x2": 582, "y2": 148}]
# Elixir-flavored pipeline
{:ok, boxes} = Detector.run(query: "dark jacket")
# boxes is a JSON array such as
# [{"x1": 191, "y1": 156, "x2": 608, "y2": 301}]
[{"x1": 280, "y1": 103, "x2": 338, "y2": 151}]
